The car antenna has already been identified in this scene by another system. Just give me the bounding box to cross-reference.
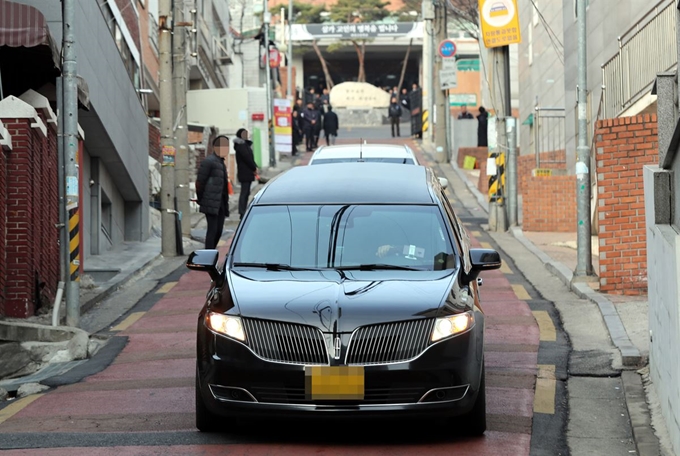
[359,138,364,162]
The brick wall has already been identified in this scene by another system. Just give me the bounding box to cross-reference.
[478,158,488,195]
[0,117,59,317]
[113,0,141,50]
[595,114,658,295]
[518,150,566,196]
[457,147,487,169]
[523,175,577,232]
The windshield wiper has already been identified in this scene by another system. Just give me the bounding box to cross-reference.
[336,264,421,271]
[232,262,319,271]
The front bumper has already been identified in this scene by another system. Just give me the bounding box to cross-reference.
[196,319,484,419]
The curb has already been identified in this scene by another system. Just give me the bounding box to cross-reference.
[621,370,663,456]
[79,252,162,316]
[448,160,643,367]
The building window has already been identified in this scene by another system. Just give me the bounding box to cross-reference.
[528,24,533,66]
[149,13,159,56]
[99,2,142,91]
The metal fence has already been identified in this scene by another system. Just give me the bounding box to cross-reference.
[534,107,566,168]
[601,0,677,118]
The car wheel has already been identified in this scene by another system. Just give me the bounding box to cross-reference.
[195,369,220,432]
[460,365,486,436]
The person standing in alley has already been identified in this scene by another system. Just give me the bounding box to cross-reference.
[388,96,402,137]
[196,135,230,249]
[477,106,489,147]
[233,128,258,220]
[458,105,474,119]
[323,105,339,145]
[301,101,320,151]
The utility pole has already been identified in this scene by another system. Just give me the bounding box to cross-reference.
[422,1,434,145]
[263,5,276,168]
[173,1,191,237]
[507,116,518,226]
[287,0,293,99]
[62,0,80,327]
[574,0,593,277]
[433,0,447,163]
[159,0,177,257]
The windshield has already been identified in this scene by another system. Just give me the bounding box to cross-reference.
[231,205,457,271]
[310,157,416,165]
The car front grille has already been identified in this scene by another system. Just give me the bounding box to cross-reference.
[242,318,328,365]
[249,386,426,404]
[346,318,435,365]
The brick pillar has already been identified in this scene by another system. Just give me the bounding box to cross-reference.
[595,114,659,295]
[3,119,37,317]
[0,148,6,316]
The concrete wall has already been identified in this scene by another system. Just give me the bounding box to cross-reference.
[644,163,680,456]
[518,0,565,158]
[562,0,653,172]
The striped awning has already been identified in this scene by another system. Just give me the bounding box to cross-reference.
[0,0,55,50]
[0,0,90,109]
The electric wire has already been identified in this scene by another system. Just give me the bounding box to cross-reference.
[528,0,564,64]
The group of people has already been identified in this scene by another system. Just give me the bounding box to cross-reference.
[457,105,489,148]
[292,89,339,153]
[195,128,259,249]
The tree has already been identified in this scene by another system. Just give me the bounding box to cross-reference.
[446,0,480,40]
[396,0,421,22]
[270,1,327,24]
[328,0,391,83]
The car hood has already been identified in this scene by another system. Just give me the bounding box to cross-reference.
[226,269,458,333]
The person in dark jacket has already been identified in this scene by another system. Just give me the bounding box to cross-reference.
[233,128,258,219]
[323,105,339,145]
[292,109,303,153]
[388,97,402,137]
[477,106,489,147]
[196,135,230,249]
[301,101,321,151]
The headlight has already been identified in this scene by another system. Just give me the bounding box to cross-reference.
[431,312,474,342]
[206,313,246,341]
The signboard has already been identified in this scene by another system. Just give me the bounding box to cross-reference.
[439,68,458,90]
[479,0,521,48]
[438,39,457,58]
[442,58,457,70]
[291,22,421,41]
[273,98,292,154]
[449,93,477,106]
[262,48,281,68]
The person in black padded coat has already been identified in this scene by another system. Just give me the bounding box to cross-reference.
[233,128,259,220]
[196,135,230,249]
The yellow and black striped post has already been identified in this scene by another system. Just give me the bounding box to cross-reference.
[68,207,80,282]
[488,151,506,203]
[422,109,429,132]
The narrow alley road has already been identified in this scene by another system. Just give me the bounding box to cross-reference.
[0,126,570,455]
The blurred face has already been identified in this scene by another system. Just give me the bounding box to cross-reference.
[391,97,397,103]
[214,136,229,158]
[240,130,249,140]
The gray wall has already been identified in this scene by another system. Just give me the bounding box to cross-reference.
[19,0,150,242]
[562,0,654,171]
[518,0,566,157]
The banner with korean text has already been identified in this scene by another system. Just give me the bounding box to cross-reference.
[274,98,292,154]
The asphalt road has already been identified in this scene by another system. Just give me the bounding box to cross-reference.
[0,126,576,455]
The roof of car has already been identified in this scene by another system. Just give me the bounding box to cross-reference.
[310,144,415,160]
[254,163,436,205]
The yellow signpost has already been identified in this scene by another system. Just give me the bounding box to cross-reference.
[478,0,522,48]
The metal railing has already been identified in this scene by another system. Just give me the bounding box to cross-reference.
[601,0,677,118]
[534,107,566,168]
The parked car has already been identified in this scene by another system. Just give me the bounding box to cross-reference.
[187,163,501,435]
[308,143,449,189]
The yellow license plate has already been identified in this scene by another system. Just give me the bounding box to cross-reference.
[305,366,365,400]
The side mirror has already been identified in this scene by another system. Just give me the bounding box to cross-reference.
[187,250,222,284]
[438,177,449,189]
[466,248,502,281]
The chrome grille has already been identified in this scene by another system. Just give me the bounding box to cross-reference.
[242,318,328,365]
[346,319,435,365]
[249,386,425,404]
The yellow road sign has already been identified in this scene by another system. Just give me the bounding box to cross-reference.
[479,0,521,48]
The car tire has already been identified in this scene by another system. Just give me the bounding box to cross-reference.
[196,370,220,432]
[460,365,486,436]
